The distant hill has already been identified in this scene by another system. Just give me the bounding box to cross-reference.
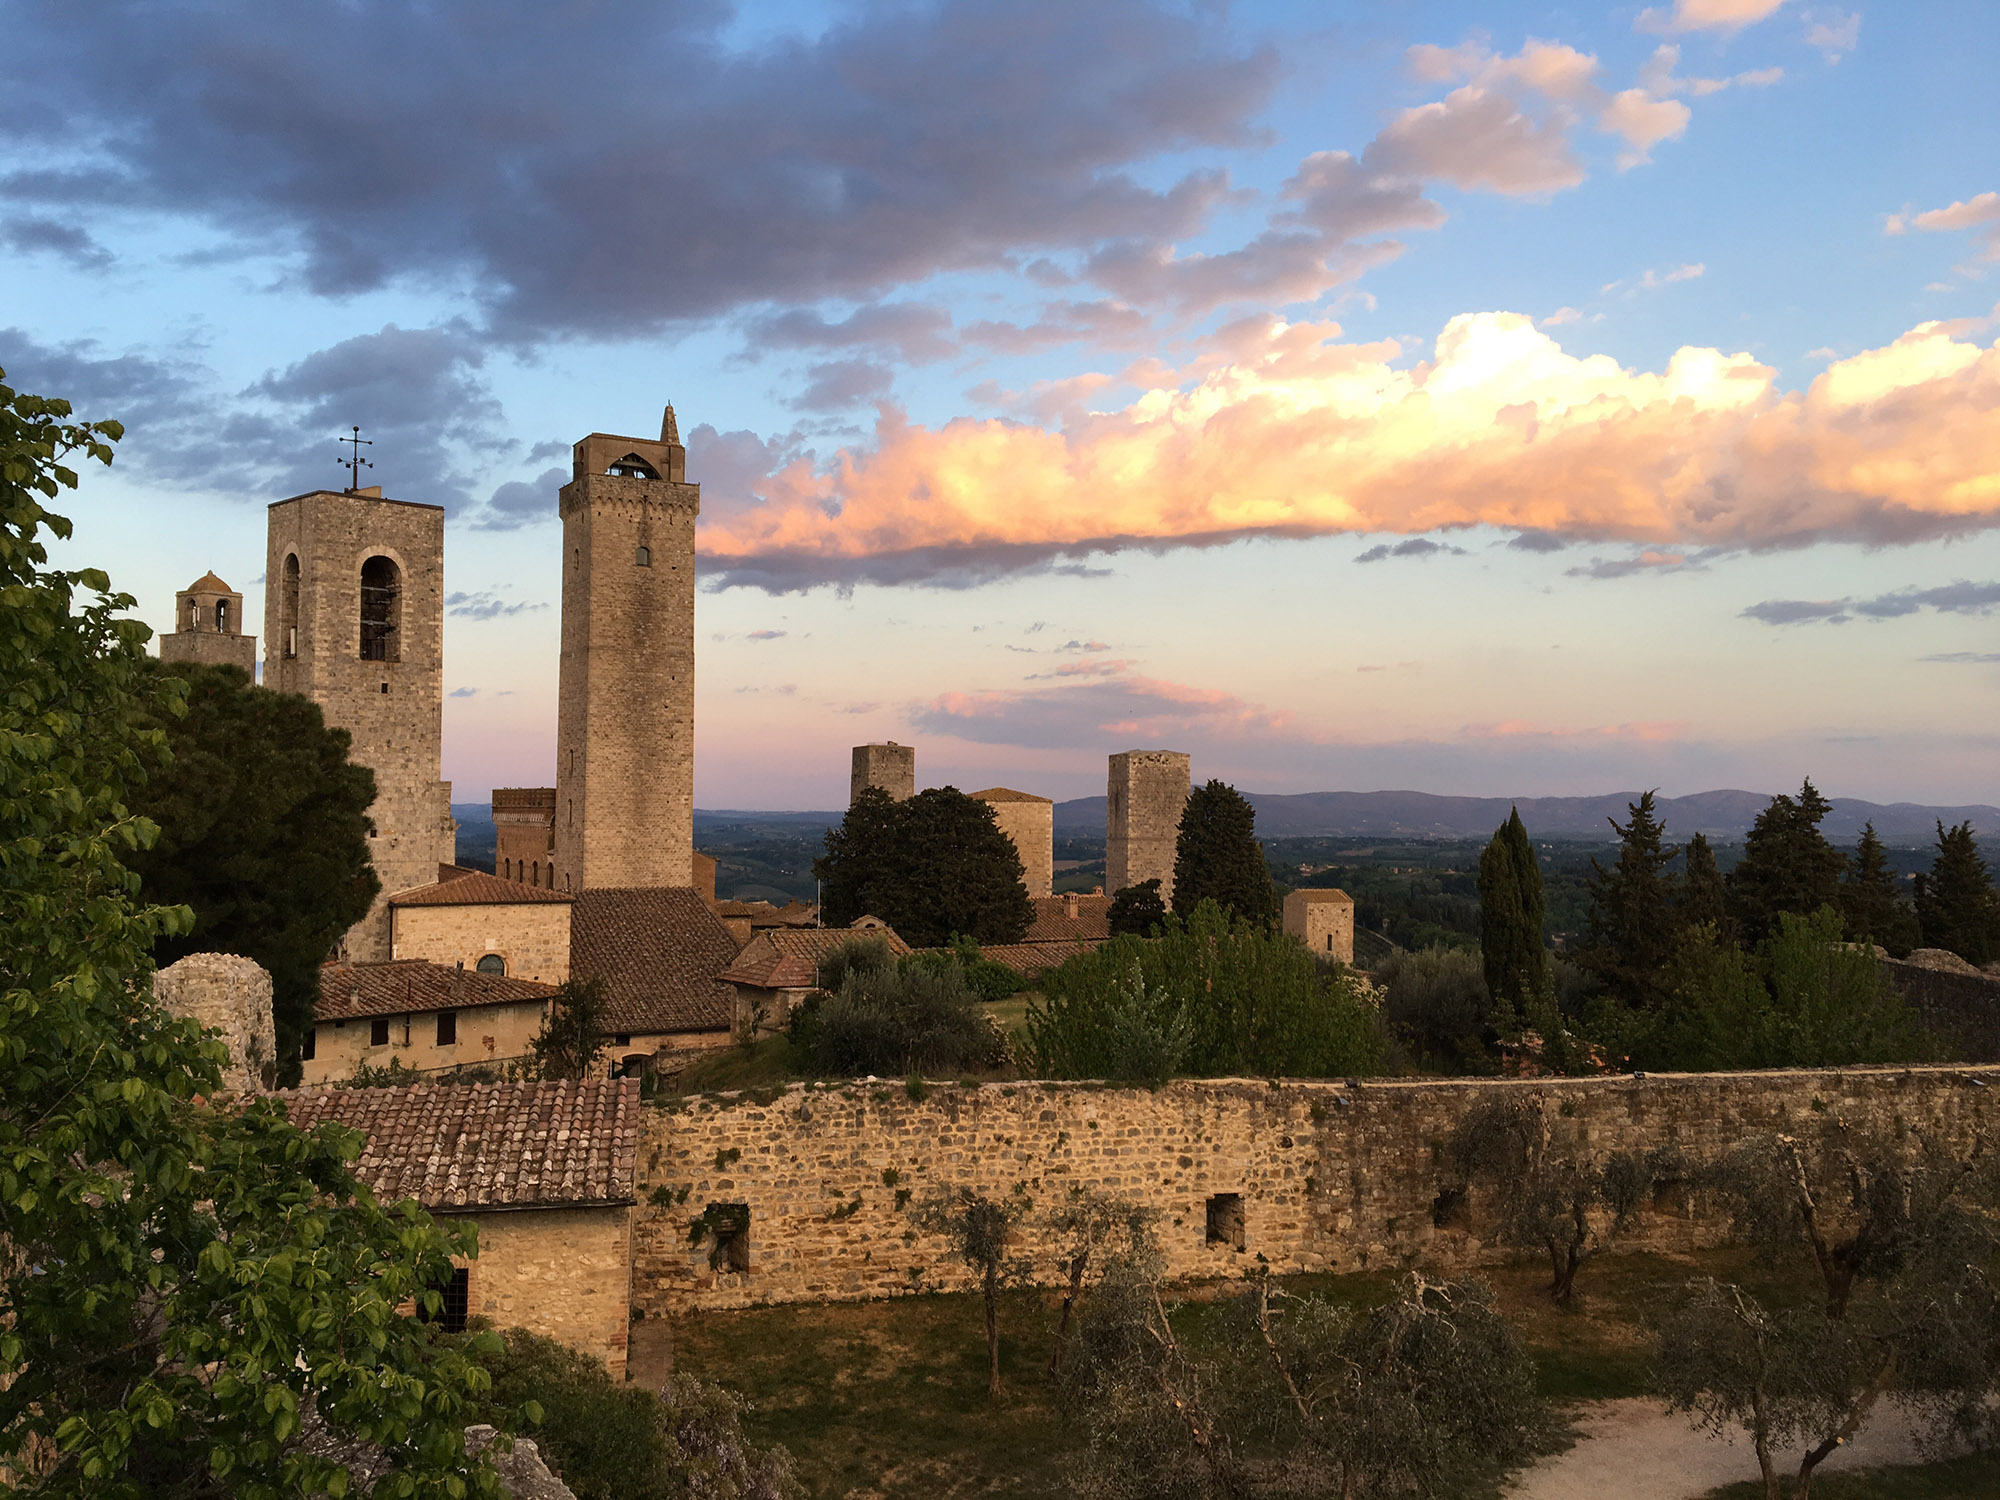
[1052,790,2000,844]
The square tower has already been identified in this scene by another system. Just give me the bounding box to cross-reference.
[851,742,916,804]
[160,570,258,674]
[554,409,699,891]
[1283,888,1355,965]
[974,787,1054,897]
[264,488,454,961]
[1106,750,1190,903]
[493,786,557,887]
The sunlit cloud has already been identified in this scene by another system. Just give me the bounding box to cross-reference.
[1886,191,2000,262]
[1637,0,1789,37]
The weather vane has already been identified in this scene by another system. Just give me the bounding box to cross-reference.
[337,425,374,492]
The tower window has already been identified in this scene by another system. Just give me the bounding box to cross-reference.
[607,452,660,479]
[185,598,199,630]
[359,555,401,662]
[369,1016,391,1047]
[635,545,651,567]
[215,599,230,633]
[281,554,300,659]
[475,954,506,976]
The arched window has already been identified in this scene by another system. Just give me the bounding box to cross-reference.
[606,452,660,479]
[531,859,540,886]
[635,545,651,567]
[185,597,199,631]
[281,554,300,658]
[215,598,230,633]
[475,954,506,976]
[359,555,400,662]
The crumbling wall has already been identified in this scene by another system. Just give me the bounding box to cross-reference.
[1885,956,2000,1061]
[154,952,278,1091]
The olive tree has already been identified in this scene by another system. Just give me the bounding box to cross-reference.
[913,1186,1032,1398]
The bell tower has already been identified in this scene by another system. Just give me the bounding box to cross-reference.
[554,407,699,891]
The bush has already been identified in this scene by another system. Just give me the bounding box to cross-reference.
[1024,900,1383,1081]
[790,941,1008,1077]
[900,933,1027,1003]
[1376,945,1494,1066]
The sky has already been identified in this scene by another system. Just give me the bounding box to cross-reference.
[3,0,1998,811]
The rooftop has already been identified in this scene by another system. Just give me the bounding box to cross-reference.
[1288,887,1355,904]
[184,570,235,595]
[569,886,740,1034]
[720,925,912,990]
[390,870,573,907]
[971,786,1053,804]
[1025,892,1113,944]
[317,960,559,1021]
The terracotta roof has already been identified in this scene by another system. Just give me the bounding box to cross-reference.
[716,899,780,919]
[390,870,573,906]
[186,570,235,595]
[1025,893,1113,943]
[568,887,740,1034]
[720,925,912,990]
[437,862,478,883]
[972,786,1053,804]
[317,960,558,1021]
[283,1079,638,1211]
[932,939,1104,978]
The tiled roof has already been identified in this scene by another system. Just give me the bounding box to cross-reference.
[492,786,557,813]
[390,871,573,906]
[284,1078,638,1211]
[716,899,779,919]
[568,887,740,1034]
[1289,887,1354,903]
[958,939,1105,978]
[1025,893,1112,943]
[437,862,478,882]
[317,960,558,1021]
[720,925,912,990]
[186,570,234,595]
[972,786,1053,804]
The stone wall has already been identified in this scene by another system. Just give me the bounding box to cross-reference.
[154,952,278,1092]
[1105,750,1190,903]
[464,1205,635,1379]
[851,742,916,804]
[978,790,1054,898]
[630,1066,2000,1315]
[391,900,572,985]
[1885,957,2000,1061]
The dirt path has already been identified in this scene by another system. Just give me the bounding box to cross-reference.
[1507,1398,1931,1500]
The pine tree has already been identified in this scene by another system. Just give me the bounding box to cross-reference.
[1107,877,1167,937]
[1726,777,1847,945]
[1914,820,1999,966]
[1581,790,1680,1007]
[1170,779,1277,927]
[1680,832,1729,936]
[1477,807,1549,1025]
[1839,821,1918,953]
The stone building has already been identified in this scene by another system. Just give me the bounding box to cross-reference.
[567,887,742,1070]
[154,951,278,1092]
[493,787,558,887]
[1106,749,1190,902]
[850,742,915,803]
[554,411,698,892]
[285,1079,639,1375]
[303,959,559,1084]
[721,924,911,1034]
[1283,887,1355,965]
[389,869,572,984]
[159,570,258,673]
[973,787,1053,897]
[265,486,454,961]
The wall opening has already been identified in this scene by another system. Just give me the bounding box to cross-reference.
[635,545,651,567]
[702,1202,751,1274]
[369,1016,391,1047]
[607,452,660,479]
[359,555,401,661]
[1430,1186,1468,1229]
[476,954,505,976]
[1205,1193,1245,1250]
[423,1266,470,1334]
[301,1026,316,1062]
[281,553,300,657]
[215,598,230,633]
[436,1009,458,1046]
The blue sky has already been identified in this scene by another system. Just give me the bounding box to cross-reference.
[3,0,1997,810]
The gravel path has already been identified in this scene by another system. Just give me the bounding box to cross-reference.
[1507,1399,1931,1500]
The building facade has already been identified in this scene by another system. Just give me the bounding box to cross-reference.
[1283,887,1356,965]
[493,786,558,888]
[1105,749,1191,903]
[159,570,259,673]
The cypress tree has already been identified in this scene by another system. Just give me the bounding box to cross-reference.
[1914,820,1999,966]
[1171,779,1277,927]
[1581,789,1680,1007]
[1725,777,1846,944]
[1679,832,1728,936]
[1840,821,1918,954]
[1477,807,1548,1024]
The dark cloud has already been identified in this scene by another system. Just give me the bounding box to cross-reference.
[961,299,1151,354]
[1565,549,1691,580]
[1741,598,1850,625]
[449,686,478,697]
[750,304,957,364]
[1505,529,1570,553]
[1355,537,1466,564]
[444,590,547,619]
[1742,580,2000,627]
[1,1,1277,340]
[909,670,1286,750]
[1,215,112,269]
[482,465,568,530]
[789,358,896,412]
[1274,150,1444,240]
[1924,652,2000,664]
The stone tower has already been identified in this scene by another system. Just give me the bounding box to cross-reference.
[160,570,258,673]
[974,787,1054,897]
[265,487,455,961]
[1106,750,1190,903]
[851,742,916,804]
[1283,888,1355,965]
[554,408,698,891]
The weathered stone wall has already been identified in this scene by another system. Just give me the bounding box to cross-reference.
[154,952,278,1091]
[851,742,916,804]
[1885,957,2000,1062]
[979,792,1054,898]
[1106,750,1190,903]
[631,1066,2000,1315]
[301,998,551,1085]
[391,901,572,985]
[1283,889,1355,966]
[464,1205,634,1378]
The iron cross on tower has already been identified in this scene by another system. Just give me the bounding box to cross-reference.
[337,425,373,492]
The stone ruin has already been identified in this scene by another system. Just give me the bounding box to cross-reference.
[153,951,278,1092]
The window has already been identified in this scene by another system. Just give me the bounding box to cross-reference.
[701,1203,751,1274]
[185,598,198,630]
[369,1016,391,1047]
[635,545,651,567]
[1327,934,1335,952]
[436,1009,458,1046]
[421,1267,470,1333]
[614,1033,631,1046]
[607,452,660,479]
[359,555,400,662]
[1205,1193,1245,1250]
[215,598,230,633]
[301,1027,316,1062]
[280,554,300,658]
[475,954,505,976]
[531,860,540,886]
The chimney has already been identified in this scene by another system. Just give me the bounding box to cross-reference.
[1063,892,1079,920]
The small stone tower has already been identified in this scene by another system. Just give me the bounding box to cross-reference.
[554,408,699,891]
[160,571,258,673]
[974,787,1054,897]
[264,487,455,961]
[1283,888,1355,965]
[493,786,558,887]
[1106,750,1191,903]
[851,742,916,804]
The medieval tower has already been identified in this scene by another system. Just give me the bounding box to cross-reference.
[554,408,698,891]
[1106,750,1191,903]
[264,488,454,961]
[160,570,258,673]
[851,742,916,804]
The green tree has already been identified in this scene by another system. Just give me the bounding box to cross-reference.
[1580,790,1680,1007]
[528,975,611,1079]
[812,785,1032,945]
[1376,945,1494,1069]
[1107,877,1167,936]
[1680,832,1729,937]
[1171,780,1276,927]
[1044,1188,1156,1376]
[1914,820,1999,966]
[914,1187,1031,1399]
[1477,807,1549,1027]
[0,371,505,1497]
[788,942,1008,1078]
[124,660,378,1081]
[1760,906,1929,1066]
[1726,779,1847,946]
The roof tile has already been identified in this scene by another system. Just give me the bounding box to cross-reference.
[720,925,912,989]
[569,887,740,1034]
[391,871,572,906]
[318,960,558,1021]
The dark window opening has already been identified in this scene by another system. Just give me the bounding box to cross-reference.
[301,1027,316,1062]
[281,554,301,658]
[436,1010,458,1046]
[1430,1186,1468,1229]
[475,954,505,976]
[703,1203,751,1274]
[359,555,401,662]
[1205,1193,1245,1250]
[615,1033,631,1046]
[422,1266,470,1333]
[635,545,651,567]
[607,452,660,479]
[370,1016,391,1047]
[215,599,230,633]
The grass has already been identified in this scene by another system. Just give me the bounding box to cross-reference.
[667,1034,802,1094]
[1701,1450,2000,1498]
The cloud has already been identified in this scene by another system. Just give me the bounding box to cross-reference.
[449,686,478,698]
[696,312,2000,591]
[1741,597,1852,625]
[961,299,1151,355]
[1802,9,1860,62]
[1355,537,1466,564]
[746,628,787,641]
[1605,262,1706,294]
[1061,639,1112,653]
[480,464,567,530]
[1638,0,1789,36]
[1742,579,2000,626]
[749,303,958,364]
[1541,306,1583,326]
[1924,652,2000,664]
[444,590,547,619]
[789,358,896,412]
[1463,718,1686,742]
[910,668,1290,750]
[0,1,1278,340]
[0,215,112,269]
[1886,191,2000,262]
[1506,530,1572,553]
[1565,548,1691,579]
[1598,89,1692,168]
[1363,86,1583,196]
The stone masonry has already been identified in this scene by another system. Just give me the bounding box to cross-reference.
[265,489,454,961]
[1106,750,1190,903]
[851,742,916,804]
[630,1066,2000,1314]
[154,951,278,1092]
[1283,888,1355,966]
[554,410,698,891]
[493,786,558,887]
[159,570,258,673]
[975,787,1054,897]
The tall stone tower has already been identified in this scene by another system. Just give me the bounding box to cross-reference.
[265,488,454,961]
[554,409,698,891]
[851,742,916,804]
[1106,750,1191,903]
[160,570,258,673]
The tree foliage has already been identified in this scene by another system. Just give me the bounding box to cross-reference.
[528,975,611,1079]
[125,660,378,1081]
[1171,780,1276,927]
[1107,877,1167,937]
[813,785,1033,945]
[1727,779,1847,948]
[1579,790,1680,1007]
[914,1187,1032,1398]
[1836,821,1916,954]
[788,939,1008,1077]
[1375,945,1494,1070]
[1914,819,1999,966]
[1681,832,1729,939]
[0,370,505,1498]
[1477,807,1549,1027]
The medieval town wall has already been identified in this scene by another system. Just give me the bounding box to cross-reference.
[630,1065,2000,1315]
[390,901,572,986]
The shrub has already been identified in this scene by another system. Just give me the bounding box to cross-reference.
[791,946,1008,1077]
[1376,945,1493,1065]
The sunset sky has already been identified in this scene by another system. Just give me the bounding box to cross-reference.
[5,0,1998,809]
